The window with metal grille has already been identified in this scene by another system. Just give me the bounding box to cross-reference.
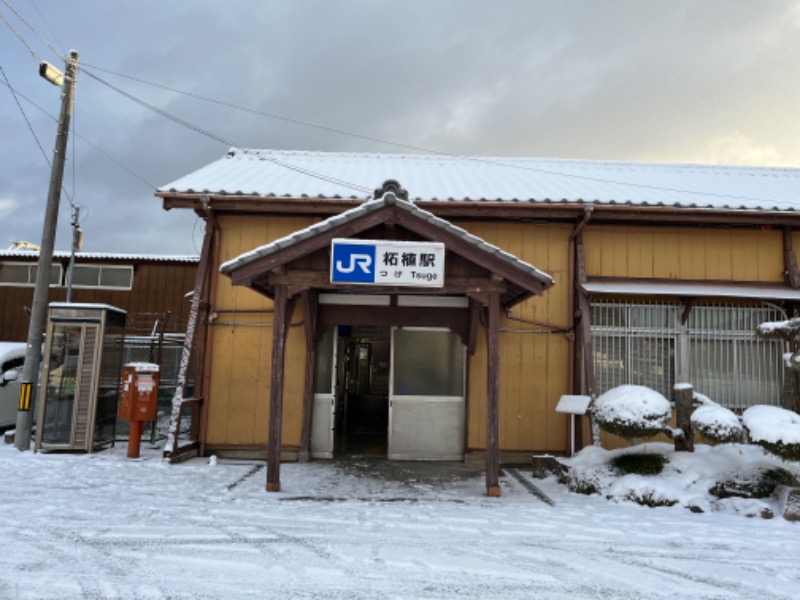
[687,304,784,409]
[591,300,784,408]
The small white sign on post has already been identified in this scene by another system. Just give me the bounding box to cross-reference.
[330,239,445,288]
[556,395,591,457]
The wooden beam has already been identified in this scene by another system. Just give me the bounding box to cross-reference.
[784,227,800,289]
[576,241,596,396]
[158,192,800,228]
[318,304,470,346]
[485,289,501,497]
[266,284,290,492]
[299,290,319,461]
[267,269,507,294]
[467,297,480,356]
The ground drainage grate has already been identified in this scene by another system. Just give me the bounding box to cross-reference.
[504,467,556,506]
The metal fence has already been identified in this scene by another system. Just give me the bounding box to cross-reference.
[687,303,784,409]
[591,300,785,408]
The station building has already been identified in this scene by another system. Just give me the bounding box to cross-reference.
[157,149,800,494]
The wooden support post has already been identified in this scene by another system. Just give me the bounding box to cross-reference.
[784,227,800,290]
[486,289,501,497]
[299,290,318,462]
[266,284,292,492]
[673,384,695,452]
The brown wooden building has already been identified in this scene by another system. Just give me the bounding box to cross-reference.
[0,251,199,340]
[157,149,800,495]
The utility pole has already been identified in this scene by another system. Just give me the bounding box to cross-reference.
[15,49,79,451]
[65,203,81,302]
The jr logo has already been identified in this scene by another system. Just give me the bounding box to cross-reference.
[336,253,372,273]
[331,242,376,283]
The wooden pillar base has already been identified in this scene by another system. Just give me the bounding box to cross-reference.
[266,481,280,492]
[487,485,502,497]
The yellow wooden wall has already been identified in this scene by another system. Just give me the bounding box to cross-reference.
[205,216,785,455]
[453,221,573,454]
[583,226,784,281]
[206,214,319,449]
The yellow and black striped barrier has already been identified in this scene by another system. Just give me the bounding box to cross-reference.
[18,383,33,412]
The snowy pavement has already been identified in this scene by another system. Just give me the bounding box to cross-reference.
[1,444,798,599]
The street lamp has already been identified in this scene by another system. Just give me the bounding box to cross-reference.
[14,49,79,451]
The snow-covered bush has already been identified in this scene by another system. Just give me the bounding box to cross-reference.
[743,405,800,461]
[691,403,744,444]
[591,385,672,440]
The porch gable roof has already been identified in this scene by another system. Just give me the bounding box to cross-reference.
[220,182,553,306]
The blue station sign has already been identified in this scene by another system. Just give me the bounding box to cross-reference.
[330,239,445,287]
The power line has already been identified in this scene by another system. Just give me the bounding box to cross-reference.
[0,8,39,62]
[1,0,63,60]
[0,75,157,190]
[81,68,372,194]
[80,62,782,205]
[25,0,65,55]
[1,65,50,166]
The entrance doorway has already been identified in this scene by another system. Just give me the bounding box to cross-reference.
[310,324,466,460]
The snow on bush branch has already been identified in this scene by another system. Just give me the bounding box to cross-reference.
[591,385,672,440]
[757,317,800,368]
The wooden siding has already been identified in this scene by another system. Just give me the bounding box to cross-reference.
[0,260,197,341]
[205,214,320,448]
[453,221,572,454]
[583,226,784,282]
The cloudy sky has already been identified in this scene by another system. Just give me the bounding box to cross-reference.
[1,1,799,255]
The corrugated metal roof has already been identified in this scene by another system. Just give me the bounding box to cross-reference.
[0,251,199,263]
[159,148,800,212]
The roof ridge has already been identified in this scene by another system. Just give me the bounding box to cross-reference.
[227,148,800,173]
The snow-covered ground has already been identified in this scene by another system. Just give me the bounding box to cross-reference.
[1,443,798,600]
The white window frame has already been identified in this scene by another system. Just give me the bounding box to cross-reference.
[590,300,785,409]
[68,264,134,291]
[0,262,62,287]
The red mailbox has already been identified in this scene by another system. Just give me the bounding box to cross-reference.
[119,363,160,458]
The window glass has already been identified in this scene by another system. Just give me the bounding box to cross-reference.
[392,329,464,397]
[71,265,99,286]
[0,263,30,284]
[99,266,133,289]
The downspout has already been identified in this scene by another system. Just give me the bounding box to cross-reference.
[568,204,594,449]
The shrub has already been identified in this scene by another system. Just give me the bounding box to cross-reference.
[691,404,744,443]
[592,385,672,440]
[743,406,800,461]
[611,453,667,476]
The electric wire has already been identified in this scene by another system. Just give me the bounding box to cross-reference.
[0,75,158,190]
[0,9,39,62]
[1,64,50,167]
[1,0,63,61]
[25,0,65,55]
[81,68,372,194]
[80,62,780,205]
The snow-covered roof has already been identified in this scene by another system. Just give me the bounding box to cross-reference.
[0,251,199,263]
[220,190,553,290]
[159,148,800,213]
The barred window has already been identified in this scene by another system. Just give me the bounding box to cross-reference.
[591,300,784,409]
[688,304,783,409]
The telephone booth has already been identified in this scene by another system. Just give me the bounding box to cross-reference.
[35,303,126,452]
